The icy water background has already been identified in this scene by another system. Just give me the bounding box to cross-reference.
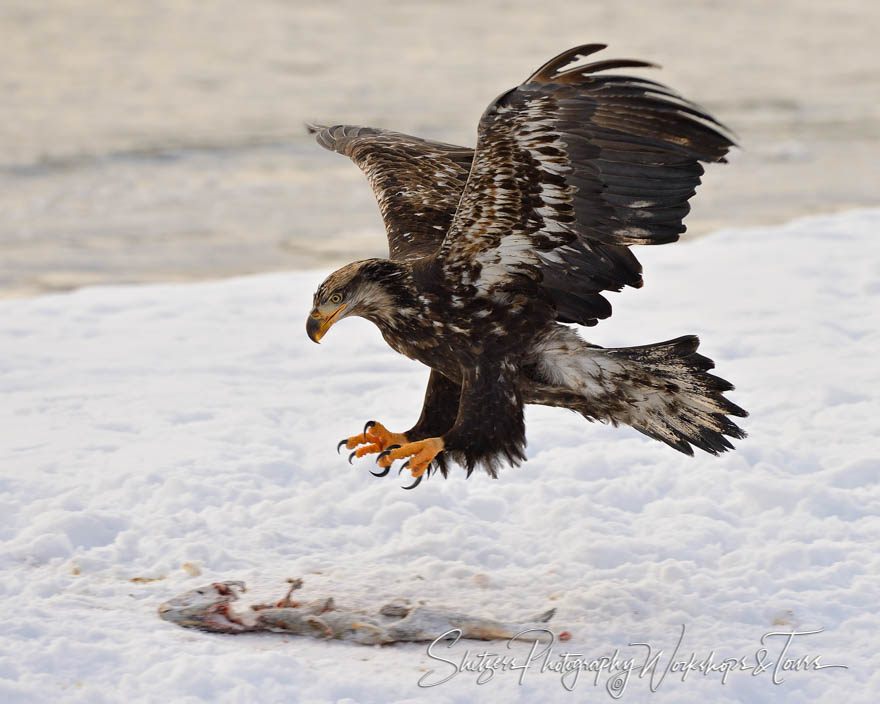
[1,0,878,296]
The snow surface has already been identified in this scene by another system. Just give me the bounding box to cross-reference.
[1,210,879,703]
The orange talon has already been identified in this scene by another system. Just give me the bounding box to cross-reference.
[342,422,407,458]
[355,444,381,457]
[377,437,445,477]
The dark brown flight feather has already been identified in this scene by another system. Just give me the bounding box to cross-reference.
[309,44,733,327]
[433,43,735,325]
[306,124,474,260]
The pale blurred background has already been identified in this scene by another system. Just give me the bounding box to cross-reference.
[1,0,877,297]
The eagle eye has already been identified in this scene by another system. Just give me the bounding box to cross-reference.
[329,293,343,305]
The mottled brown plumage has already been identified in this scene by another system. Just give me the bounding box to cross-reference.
[306,125,474,260]
[306,45,746,487]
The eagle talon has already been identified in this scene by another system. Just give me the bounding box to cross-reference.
[370,464,391,478]
[375,437,444,476]
[376,445,402,467]
[339,422,407,465]
[402,473,424,490]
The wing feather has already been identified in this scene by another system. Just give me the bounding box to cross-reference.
[307,124,473,260]
[434,44,734,324]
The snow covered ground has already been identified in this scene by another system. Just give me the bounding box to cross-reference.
[1,210,878,703]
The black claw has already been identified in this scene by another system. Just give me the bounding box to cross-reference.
[370,465,391,478]
[337,439,348,454]
[363,420,376,440]
[375,444,401,465]
[397,459,410,476]
[348,450,358,465]
[401,473,423,490]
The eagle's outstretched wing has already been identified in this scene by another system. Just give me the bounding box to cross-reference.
[435,44,734,326]
[306,124,474,260]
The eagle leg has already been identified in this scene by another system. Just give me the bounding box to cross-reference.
[376,437,445,479]
[338,421,408,460]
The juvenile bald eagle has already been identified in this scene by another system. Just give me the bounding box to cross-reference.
[306,44,746,489]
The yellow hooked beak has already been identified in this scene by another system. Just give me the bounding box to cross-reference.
[306,303,347,343]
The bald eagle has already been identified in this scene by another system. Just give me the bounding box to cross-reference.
[306,44,746,489]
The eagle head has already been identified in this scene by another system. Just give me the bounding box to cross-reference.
[306,259,407,343]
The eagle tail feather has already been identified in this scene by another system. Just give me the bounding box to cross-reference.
[534,329,747,456]
[601,335,747,455]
